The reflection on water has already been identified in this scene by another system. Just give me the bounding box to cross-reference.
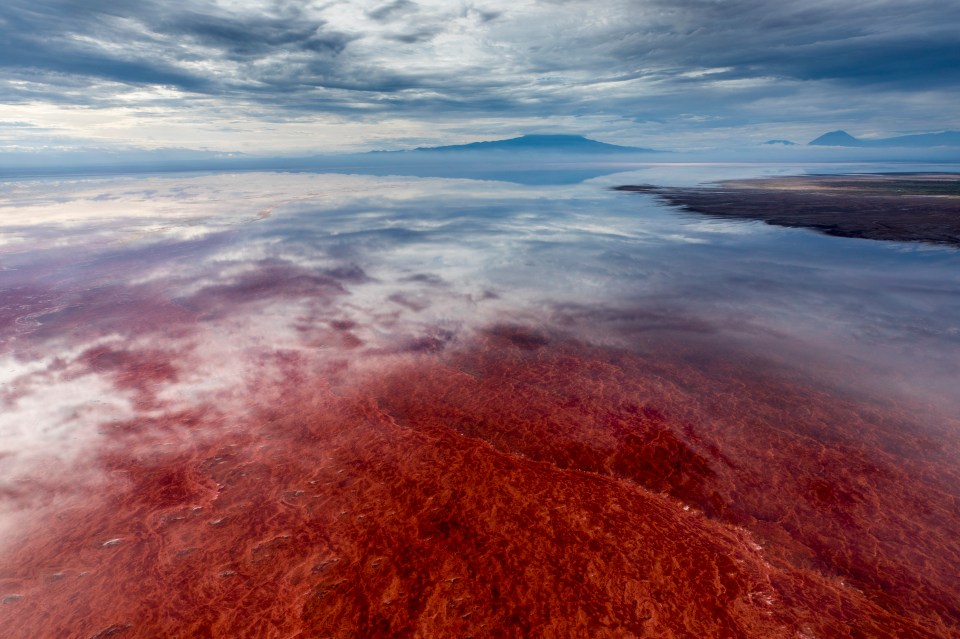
[1,165,959,637]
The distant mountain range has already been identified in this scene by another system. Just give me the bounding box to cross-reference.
[402,134,656,154]
[808,130,960,148]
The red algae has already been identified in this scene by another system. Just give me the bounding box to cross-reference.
[2,179,959,637]
[76,346,180,409]
[1,325,958,638]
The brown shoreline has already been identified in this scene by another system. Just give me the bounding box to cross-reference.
[617,173,960,247]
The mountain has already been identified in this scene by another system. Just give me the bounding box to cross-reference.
[763,139,798,146]
[809,130,866,147]
[408,134,656,154]
[809,130,960,148]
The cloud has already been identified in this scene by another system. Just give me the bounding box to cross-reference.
[367,0,417,22]
[0,0,957,151]
[160,10,354,58]
[0,1,354,96]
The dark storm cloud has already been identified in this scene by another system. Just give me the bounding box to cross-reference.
[160,10,354,58]
[521,0,960,87]
[0,0,356,102]
[386,27,444,44]
[765,37,960,88]
[620,0,960,90]
[0,2,209,93]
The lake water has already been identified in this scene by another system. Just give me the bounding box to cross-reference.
[1,163,959,637]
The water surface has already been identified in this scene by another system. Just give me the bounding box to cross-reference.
[1,164,959,637]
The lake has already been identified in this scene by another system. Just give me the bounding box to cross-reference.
[2,163,959,637]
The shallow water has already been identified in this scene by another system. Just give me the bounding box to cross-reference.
[1,164,959,637]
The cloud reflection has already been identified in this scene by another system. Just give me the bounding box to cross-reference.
[1,168,959,636]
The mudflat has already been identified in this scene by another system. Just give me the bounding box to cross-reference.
[617,173,960,246]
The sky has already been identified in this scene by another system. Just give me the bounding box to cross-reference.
[1,0,958,155]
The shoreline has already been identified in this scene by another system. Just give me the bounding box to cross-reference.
[617,173,960,247]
